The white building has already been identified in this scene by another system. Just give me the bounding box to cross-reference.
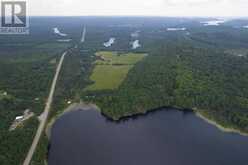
[15,116,24,121]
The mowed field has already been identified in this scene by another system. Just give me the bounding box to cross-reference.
[86,51,147,91]
[95,51,147,65]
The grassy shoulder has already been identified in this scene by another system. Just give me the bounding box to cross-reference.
[0,40,72,165]
[0,48,58,165]
[30,133,49,165]
[31,48,94,165]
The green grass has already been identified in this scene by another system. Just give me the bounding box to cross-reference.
[86,65,132,90]
[86,51,146,91]
[95,51,147,65]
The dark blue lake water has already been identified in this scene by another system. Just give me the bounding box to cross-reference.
[48,109,248,165]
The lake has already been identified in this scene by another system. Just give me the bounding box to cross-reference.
[48,108,248,165]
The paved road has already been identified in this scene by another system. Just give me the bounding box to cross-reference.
[81,26,86,43]
[22,51,67,165]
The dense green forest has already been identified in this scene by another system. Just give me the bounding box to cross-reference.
[85,43,248,132]
[31,46,94,165]
[1,17,248,165]
[83,23,248,132]
[0,42,71,164]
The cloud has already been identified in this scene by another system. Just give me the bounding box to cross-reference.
[29,0,248,17]
[164,0,248,7]
[160,0,248,17]
[164,0,222,6]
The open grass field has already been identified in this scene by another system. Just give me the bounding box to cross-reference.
[86,65,132,90]
[86,51,147,91]
[95,51,147,65]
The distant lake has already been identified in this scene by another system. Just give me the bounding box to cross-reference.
[131,40,141,49]
[103,38,115,47]
[48,108,248,165]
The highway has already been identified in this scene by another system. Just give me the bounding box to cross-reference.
[81,26,86,43]
[22,51,67,165]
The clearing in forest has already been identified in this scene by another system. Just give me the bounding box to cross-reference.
[86,51,147,90]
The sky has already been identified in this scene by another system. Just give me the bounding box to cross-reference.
[29,0,248,17]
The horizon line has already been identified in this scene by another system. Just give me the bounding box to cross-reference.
[28,15,248,19]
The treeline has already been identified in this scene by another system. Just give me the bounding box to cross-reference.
[88,46,177,119]
[52,48,94,114]
[0,118,38,165]
[31,47,95,165]
[0,45,66,164]
[87,43,248,132]
[29,19,248,164]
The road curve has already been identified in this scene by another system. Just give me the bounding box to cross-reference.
[23,51,67,165]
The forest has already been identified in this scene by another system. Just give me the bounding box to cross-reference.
[1,17,248,165]
[83,25,248,133]
[87,43,248,132]
[0,40,71,164]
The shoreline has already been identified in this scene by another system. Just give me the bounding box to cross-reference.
[45,102,100,138]
[195,110,248,137]
[46,102,248,138]
[101,106,193,122]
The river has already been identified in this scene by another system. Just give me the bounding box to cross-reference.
[48,108,248,165]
